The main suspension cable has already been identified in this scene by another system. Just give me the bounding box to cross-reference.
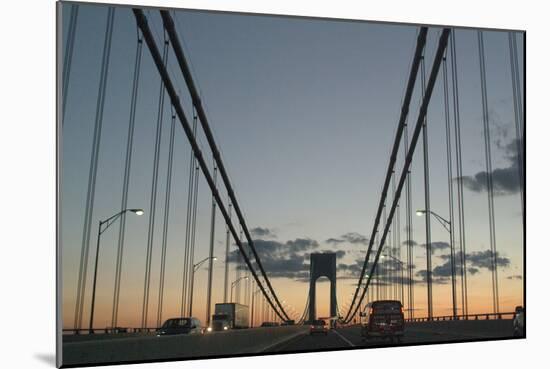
[344,29,450,324]
[342,27,428,322]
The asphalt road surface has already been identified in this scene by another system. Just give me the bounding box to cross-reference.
[270,323,516,352]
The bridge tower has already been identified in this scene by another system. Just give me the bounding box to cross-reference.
[308,253,337,323]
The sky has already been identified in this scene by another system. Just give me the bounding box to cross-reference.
[61,2,524,329]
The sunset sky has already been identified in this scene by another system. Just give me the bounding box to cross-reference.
[61,3,524,329]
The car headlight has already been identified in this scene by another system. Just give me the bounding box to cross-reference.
[223,326,228,330]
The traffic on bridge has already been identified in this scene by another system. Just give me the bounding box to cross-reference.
[59,2,525,367]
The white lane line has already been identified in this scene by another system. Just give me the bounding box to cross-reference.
[332,329,356,347]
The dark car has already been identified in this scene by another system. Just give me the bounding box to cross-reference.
[513,306,524,337]
[310,319,328,335]
[157,317,203,336]
[361,300,404,342]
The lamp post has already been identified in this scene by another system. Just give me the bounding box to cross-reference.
[416,209,457,319]
[230,276,249,303]
[188,256,217,317]
[89,208,144,334]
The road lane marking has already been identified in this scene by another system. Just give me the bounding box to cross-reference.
[332,329,356,347]
[259,330,309,352]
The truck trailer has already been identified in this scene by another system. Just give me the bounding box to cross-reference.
[210,303,249,331]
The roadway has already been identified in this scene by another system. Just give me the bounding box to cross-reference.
[62,320,518,366]
[270,321,517,352]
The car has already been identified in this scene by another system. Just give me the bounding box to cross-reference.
[361,300,404,343]
[513,306,524,337]
[157,317,203,336]
[310,319,329,335]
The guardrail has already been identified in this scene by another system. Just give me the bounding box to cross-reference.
[63,327,163,335]
[62,325,286,335]
[406,312,516,322]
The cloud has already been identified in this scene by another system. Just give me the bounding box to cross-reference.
[326,232,369,246]
[415,269,450,285]
[457,139,522,195]
[465,250,511,270]
[250,227,276,238]
[419,241,450,253]
[507,275,522,280]
[227,237,321,280]
[402,239,417,246]
[414,249,512,284]
[438,249,511,272]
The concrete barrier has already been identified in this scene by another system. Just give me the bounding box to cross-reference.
[62,325,308,366]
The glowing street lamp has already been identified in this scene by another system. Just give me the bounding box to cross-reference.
[89,208,144,333]
[416,208,457,319]
[230,276,249,302]
[189,256,217,317]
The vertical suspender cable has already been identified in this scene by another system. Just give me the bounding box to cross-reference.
[141,33,169,328]
[180,107,198,316]
[236,229,243,303]
[73,8,115,331]
[442,54,458,318]
[450,29,468,316]
[382,206,387,300]
[111,27,143,328]
[223,203,232,302]
[421,55,434,320]
[508,32,524,221]
[62,4,79,122]
[187,122,200,315]
[375,233,380,301]
[206,163,218,326]
[478,31,499,314]
[404,118,414,320]
[156,105,176,327]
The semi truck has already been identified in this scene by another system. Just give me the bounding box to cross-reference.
[210,303,249,331]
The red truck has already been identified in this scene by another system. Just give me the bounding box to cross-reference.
[360,300,404,343]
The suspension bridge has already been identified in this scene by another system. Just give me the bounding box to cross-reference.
[60,4,524,366]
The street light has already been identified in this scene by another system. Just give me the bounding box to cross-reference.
[89,208,144,334]
[189,256,217,317]
[416,208,457,319]
[230,276,249,302]
[416,209,451,232]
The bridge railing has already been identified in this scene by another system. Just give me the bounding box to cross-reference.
[405,312,516,322]
[62,327,160,335]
